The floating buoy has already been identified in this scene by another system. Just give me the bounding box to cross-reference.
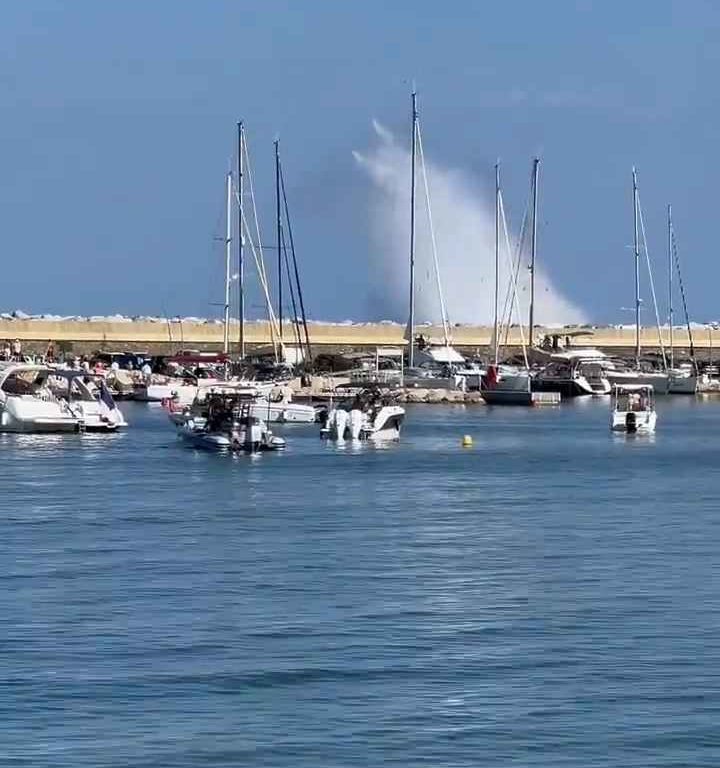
[462,435,473,447]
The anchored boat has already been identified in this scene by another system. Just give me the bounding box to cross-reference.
[176,391,285,452]
[321,388,404,441]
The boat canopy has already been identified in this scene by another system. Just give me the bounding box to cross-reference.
[416,345,465,364]
[612,383,654,393]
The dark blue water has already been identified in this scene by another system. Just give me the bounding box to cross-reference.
[3,398,720,766]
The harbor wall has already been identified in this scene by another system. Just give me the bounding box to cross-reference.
[0,319,716,356]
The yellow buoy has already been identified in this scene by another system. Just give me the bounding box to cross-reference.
[462,435,473,447]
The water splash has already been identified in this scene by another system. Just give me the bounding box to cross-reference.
[353,121,584,326]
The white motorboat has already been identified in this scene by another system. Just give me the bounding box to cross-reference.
[48,369,127,431]
[177,392,285,452]
[533,350,611,397]
[0,363,81,432]
[610,384,657,434]
[321,388,404,441]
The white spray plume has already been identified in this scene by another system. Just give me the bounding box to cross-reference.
[353,122,585,326]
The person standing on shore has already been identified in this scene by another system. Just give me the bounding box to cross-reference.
[11,339,22,361]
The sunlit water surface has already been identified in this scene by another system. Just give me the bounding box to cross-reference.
[3,398,720,766]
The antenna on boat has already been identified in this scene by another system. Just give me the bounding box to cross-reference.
[528,157,540,348]
[223,170,233,354]
[493,160,500,366]
[632,167,641,368]
[275,138,283,343]
[408,88,418,369]
[237,121,245,359]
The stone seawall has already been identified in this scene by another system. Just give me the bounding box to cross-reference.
[0,319,715,355]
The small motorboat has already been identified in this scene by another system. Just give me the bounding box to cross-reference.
[176,391,285,452]
[610,384,657,434]
[321,387,404,441]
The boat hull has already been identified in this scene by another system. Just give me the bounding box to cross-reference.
[668,373,698,394]
[532,376,609,397]
[611,410,657,434]
[179,426,285,452]
[605,371,670,394]
[0,399,80,433]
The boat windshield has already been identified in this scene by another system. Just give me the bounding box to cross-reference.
[2,370,48,395]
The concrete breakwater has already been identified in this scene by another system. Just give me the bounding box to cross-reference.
[0,318,716,356]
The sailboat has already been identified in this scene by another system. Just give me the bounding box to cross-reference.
[603,169,671,393]
[482,159,548,405]
[665,205,699,394]
[404,90,464,375]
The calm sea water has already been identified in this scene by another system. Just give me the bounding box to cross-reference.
[3,398,720,766]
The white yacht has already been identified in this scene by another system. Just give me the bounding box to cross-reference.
[611,384,657,434]
[533,350,611,397]
[0,364,80,432]
[167,383,317,426]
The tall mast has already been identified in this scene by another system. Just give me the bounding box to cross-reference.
[275,139,283,342]
[667,203,673,369]
[223,170,232,354]
[237,121,245,358]
[632,167,641,367]
[528,157,540,348]
[408,90,418,369]
[493,161,500,366]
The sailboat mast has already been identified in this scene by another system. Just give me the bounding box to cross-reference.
[275,139,283,342]
[528,157,540,348]
[632,167,641,367]
[667,203,673,369]
[408,90,418,369]
[493,161,500,366]
[223,170,232,354]
[237,121,245,359]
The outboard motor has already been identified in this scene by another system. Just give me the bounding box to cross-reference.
[625,411,637,433]
[332,408,348,441]
[348,409,364,440]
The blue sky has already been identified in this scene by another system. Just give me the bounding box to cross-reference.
[1,0,719,322]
